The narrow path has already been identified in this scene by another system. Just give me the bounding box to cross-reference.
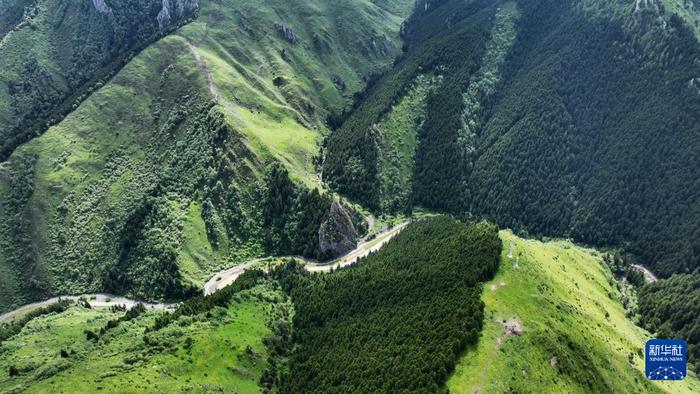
[185,41,240,120]
[475,334,503,394]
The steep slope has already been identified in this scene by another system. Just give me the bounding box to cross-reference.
[0,0,413,312]
[0,0,197,160]
[638,271,700,372]
[322,0,700,278]
[447,231,700,393]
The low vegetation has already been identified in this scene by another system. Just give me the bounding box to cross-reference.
[0,299,72,343]
[0,282,290,393]
[447,231,700,393]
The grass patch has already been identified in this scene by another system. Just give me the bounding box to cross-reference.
[0,284,289,393]
[447,231,700,393]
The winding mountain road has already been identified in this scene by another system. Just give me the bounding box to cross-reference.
[204,221,408,294]
[0,294,176,323]
[631,264,659,283]
[1,222,409,322]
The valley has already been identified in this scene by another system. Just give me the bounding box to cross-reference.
[2,222,696,393]
[2,0,700,392]
[1,220,409,322]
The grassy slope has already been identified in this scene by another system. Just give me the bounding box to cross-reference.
[662,0,700,39]
[0,284,288,393]
[176,0,412,185]
[0,0,198,160]
[377,74,440,212]
[0,0,414,311]
[0,35,206,304]
[448,231,700,393]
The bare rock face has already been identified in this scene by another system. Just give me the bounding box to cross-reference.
[175,0,198,17]
[157,0,198,31]
[92,0,113,17]
[276,24,299,44]
[157,0,173,31]
[319,201,360,257]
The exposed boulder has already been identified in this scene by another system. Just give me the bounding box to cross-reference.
[318,201,360,257]
[503,318,524,336]
[276,24,299,44]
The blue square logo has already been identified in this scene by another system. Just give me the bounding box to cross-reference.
[645,339,686,381]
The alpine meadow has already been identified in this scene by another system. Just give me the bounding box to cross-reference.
[0,0,699,393]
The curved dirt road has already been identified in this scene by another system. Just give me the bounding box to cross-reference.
[0,294,176,323]
[204,222,409,294]
[2,222,409,321]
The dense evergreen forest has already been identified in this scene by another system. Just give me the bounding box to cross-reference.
[638,272,700,372]
[271,217,502,393]
[323,0,700,278]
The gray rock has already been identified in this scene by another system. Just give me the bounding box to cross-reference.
[157,0,198,31]
[92,0,113,16]
[276,24,299,44]
[175,0,198,17]
[318,201,359,257]
[157,0,172,31]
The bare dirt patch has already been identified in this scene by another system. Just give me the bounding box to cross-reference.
[503,318,523,336]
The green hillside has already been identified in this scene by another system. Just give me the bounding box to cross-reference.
[3,221,698,393]
[323,0,700,278]
[0,0,197,160]
[0,282,290,393]
[0,0,413,312]
[448,230,700,393]
[2,0,699,392]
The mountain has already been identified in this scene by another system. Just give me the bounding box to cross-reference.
[0,0,197,160]
[0,0,413,312]
[322,0,700,278]
[2,219,698,393]
[2,0,700,392]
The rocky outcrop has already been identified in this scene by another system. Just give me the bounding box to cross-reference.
[92,0,113,17]
[175,0,198,17]
[157,0,198,31]
[689,78,700,94]
[370,36,391,57]
[276,24,299,44]
[157,0,173,31]
[634,0,659,13]
[318,201,360,257]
